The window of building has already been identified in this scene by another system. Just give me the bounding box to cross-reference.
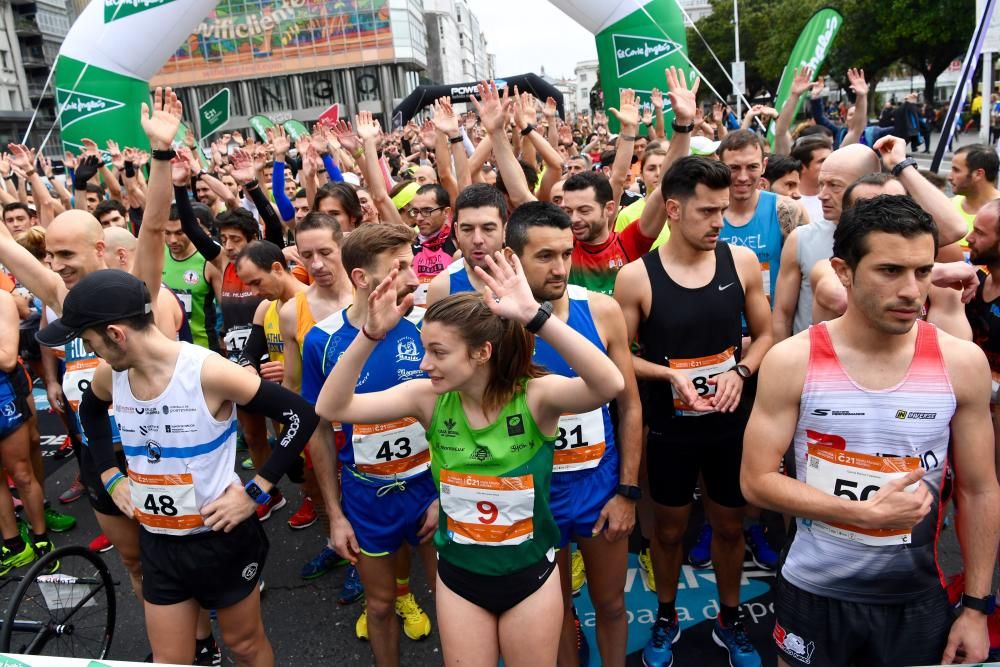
[246,76,292,114]
[579,73,586,82]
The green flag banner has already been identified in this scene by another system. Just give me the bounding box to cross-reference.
[772,8,844,124]
[281,119,310,142]
[549,0,689,135]
[198,88,230,138]
[248,115,276,142]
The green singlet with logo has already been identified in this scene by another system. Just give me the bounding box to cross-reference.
[162,247,216,349]
[428,382,558,576]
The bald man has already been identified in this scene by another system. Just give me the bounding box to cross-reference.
[771,144,882,340]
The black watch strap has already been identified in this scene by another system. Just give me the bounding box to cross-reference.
[616,484,642,500]
[735,364,752,379]
[151,148,176,161]
[890,158,918,178]
[520,124,536,137]
[672,120,695,134]
[525,301,553,334]
[449,135,464,144]
[962,593,996,615]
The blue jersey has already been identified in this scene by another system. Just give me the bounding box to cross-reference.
[721,190,782,308]
[301,306,430,478]
[445,259,475,295]
[63,338,121,445]
[532,285,617,476]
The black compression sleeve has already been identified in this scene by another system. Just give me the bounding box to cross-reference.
[79,388,120,476]
[245,183,285,248]
[240,380,318,485]
[173,184,221,261]
[238,324,268,371]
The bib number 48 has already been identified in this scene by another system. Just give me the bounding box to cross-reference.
[833,478,881,502]
[143,494,178,516]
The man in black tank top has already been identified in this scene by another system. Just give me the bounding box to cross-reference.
[614,156,774,667]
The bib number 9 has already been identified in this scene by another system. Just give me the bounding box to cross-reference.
[143,494,179,517]
[477,501,498,524]
[375,437,412,462]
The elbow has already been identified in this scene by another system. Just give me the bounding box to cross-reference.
[314,399,337,424]
[604,368,626,403]
[740,469,763,508]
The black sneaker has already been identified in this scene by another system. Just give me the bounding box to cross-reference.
[32,539,59,574]
[193,635,222,666]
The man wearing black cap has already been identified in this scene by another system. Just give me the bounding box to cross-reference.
[37,269,318,667]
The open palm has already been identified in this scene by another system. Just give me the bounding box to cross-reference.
[141,87,182,150]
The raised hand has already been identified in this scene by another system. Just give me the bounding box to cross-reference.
[38,154,53,178]
[872,135,908,170]
[7,144,35,173]
[558,124,573,145]
[140,86,183,151]
[665,66,700,125]
[517,89,538,128]
[267,125,290,160]
[790,66,814,96]
[469,80,512,135]
[810,76,825,99]
[431,97,459,137]
[232,130,245,147]
[543,96,558,120]
[364,261,412,338]
[651,88,664,110]
[106,139,124,169]
[473,252,542,325]
[355,111,381,142]
[229,148,257,183]
[63,151,77,171]
[177,145,200,176]
[171,153,192,187]
[331,120,360,153]
[847,67,868,97]
[641,105,653,126]
[419,119,436,147]
[712,102,725,125]
[609,88,640,133]
[81,138,101,159]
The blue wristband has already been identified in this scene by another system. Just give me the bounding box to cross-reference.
[103,471,125,494]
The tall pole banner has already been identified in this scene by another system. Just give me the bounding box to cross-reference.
[932,0,998,172]
[548,0,689,135]
[771,8,844,140]
[55,0,219,155]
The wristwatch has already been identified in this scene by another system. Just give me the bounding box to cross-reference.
[961,593,996,615]
[525,301,553,334]
[671,120,695,134]
[735,364,752,379]
[244,480,271,506]
[616,484,642,501]
[890,157,918,178]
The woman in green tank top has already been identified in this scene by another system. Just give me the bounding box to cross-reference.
[315,252,623,667]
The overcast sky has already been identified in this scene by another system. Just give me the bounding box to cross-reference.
[466,0,598,80]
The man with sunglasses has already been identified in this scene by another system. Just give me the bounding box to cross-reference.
[409,184,456,306]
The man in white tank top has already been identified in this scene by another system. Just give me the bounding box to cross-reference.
[742,194,1000,667]
[36,270,319,667]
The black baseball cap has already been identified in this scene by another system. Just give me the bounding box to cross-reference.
[36,270,152,347]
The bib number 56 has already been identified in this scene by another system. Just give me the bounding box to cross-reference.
[833,478,880,502]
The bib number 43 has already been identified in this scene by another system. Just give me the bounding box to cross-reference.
[376,437,412,462]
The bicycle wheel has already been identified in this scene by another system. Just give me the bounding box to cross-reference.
[0,544,116,658]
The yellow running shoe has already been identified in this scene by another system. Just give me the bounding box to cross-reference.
[570,549,586,595]
[355,604,368,641]
[638,548,656,592]
[395,592,431,640]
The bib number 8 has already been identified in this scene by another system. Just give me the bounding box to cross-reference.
[555,424,589,450]
[143,494,178,516]
[375,437,412,462]
[833,478,880,501]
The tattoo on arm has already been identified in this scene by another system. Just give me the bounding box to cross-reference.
[777,198,807,238]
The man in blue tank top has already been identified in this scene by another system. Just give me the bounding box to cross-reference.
[507,201,642,667]
[743,194,1000,667]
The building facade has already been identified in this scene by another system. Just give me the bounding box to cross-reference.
[150,0,429,134]
[574,59,599,117]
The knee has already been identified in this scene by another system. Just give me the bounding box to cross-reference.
[592,594,627,622]
[224,627,267,662]
[119,554,142,579]
[653,522,685,547]
[366,595,395,623]
[711,521,744,544]
[8,464,35,490]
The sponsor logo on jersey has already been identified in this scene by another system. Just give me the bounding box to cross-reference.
[439,418,458,437]
[183,270,200,285]
[242,562,258,581]
[810,408,865,416]
[470,445,492,462]
[804,429,846,450]
[145,439,162,463]
[773,621,815,664]
[506,414,525,436]
[396,337,420,363]
[894,410,937,420]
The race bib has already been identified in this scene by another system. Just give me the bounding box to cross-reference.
[805,444,920,546]
[352,417,430,479]
[63,357,101,411]
[176,293,193,314]
[129,470,203,535]
[440,470,535,546]
[669,347,736,417]
[224,327,251,355]
[412,280,431,307]
[553,408,606,473]
[760,261,771,300]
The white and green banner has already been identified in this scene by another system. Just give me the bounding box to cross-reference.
[772,8,844,123]
[55,0,218,154]
[548,0,689,134]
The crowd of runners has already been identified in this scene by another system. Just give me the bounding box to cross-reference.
[0,64,994,667]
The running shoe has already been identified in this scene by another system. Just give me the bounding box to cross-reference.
[638,548,656,592]
[44,507,76,533]
[194,635,222,666]
[573,606,590,667]
[687,522,712,568]
[355,604,368,641]
[287,496,317,530]
[338,564,364,605]
[236,432,248,452]
[395,593,431,640]
[58,478,85,504]
[745,524,778,571]
[571,548,586,595]
[642,616,681,667]
[31,539,58,574]
[254,489,286,521]
[712,619,761,667]
[300,545,345,580]
[88,533,114,553]
[0,542,36,576]
[240,457,255,471]
[53,435,75,460]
